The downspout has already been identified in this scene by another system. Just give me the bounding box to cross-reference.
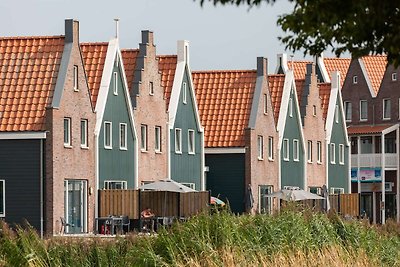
[167,121,171,179]
[200,130,205,191]
[381,132,385,224]
[357,136,361,194]
[325,138,329,189]
[347,141,351,194]
[134,130,139,189]
[40,139,44,239]
[94,133,99,221]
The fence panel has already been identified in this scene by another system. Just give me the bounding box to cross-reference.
[339,193,359,217]
[180,191,210,217]
[98,190,139,219]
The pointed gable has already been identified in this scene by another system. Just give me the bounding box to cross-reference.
[121,49,139,91]
[157,55,177,108]
[0,36,65,132]
[80,42,108,107]
[268,74,286,125]
[360,55,387,95]
[193,70,256,148]
[318,82,331,120]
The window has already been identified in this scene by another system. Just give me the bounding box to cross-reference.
[149,81,154,95]
[259,185,273,214]
[182,82,187,104]
[330,143,336,164]
[268,136,274,160]
[140,124,148,151]
[73,65,78,91]
[283,139,289,161]
[104,180,127,190]
[293,139,299,161]
[80,119,88,148]
[344,101,352,122]
[175,128,182,153]
[289,97,293,117]
[392,73,397,81]
[120,123,127,150]
[155,126,161,152]
[257,135,264,160]
[317,141,322,163]
[104,121,112,149]
[188,129,195,154]
[330,187,344,194]
[309,187,322,195]
[383,99,391,120]
[339,144,345,165]
[0,180,4,217]
[263,94,268,114]
[64,118,71,147]
[313,105,317,116]
[360,100,368,121]
[307,141,312,163]
[113,72,118,95]
[182,183,195,190]
[353,75,358,84]
[335,105,339,123]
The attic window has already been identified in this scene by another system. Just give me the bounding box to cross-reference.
[313,105,317,116]
[113,72,118,95]
[263,94,268,114]
[392,73,397,81]
[73,65,78,91]
[289,97,293,117]
[352,75,358,84]
[149,81,154,95]
[183,82,187,104]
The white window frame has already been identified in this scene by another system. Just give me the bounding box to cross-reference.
[392,73,397,81]
[175,128,182,154]
[383,98,391,120]
[0,180,5,217]
[360,100,368,121]
[149,81,154,95]
[283,138,289,161]
[104,121,112,149]
[307,140,312,163]
[263,94,268,114]
[330,187,345,194]
[257,135,264,160]
[309,186,322,195]
[155,126,161,153]
[73,65,78,91]
[268,136,274,161]
[259,185,273,214]
[293,139,299,161]
[119,123,127,150]
[344,101,352,122]
[188,129,195,155]
[64,117,71,147]
[313,105,317,116]
[140,124,148,151]
[104,180,127,190]
[182,82,187,104]
[335,105,339,123]
[289,97,293,117]
[339,144,345,165]
[181,182,195,190]
[353,75,358,84]
[330,143,336,164]
[113,71,118,95]
[317,141,322,164]
[80,119,88,148]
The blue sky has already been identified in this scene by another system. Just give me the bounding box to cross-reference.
[0,0,318,72]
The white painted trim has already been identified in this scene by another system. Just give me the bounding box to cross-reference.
[200,130,205,191]
[358,58,377,98]
[104,180,127,189]
[0,132,46,140]
[80,119,88,148]
[382,124,399,135]
[119,123,128,150]
[175,128,182,154]
[275,53,288,74]
[0,179,5,217]
[188,129,195,154]
[316,54,331,83]
[205,147,245,154]
[382,98,391,120]
[104,121,112,149]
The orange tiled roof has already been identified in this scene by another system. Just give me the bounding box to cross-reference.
[361,55,387,94]
[347,124,394,135]
[268,74,286,124]
[323,57,351,87]
[157,55,177,108]
[193,70,257,148]
[295,79,305,104]
[318,83,331,120]
[80,42,108,107]
[289,60,312,80]
[121,49,139,91]
[0,36,65,132]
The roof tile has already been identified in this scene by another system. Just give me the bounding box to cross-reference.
[318,82,331,120]
[361,55,387,94]
[157,55,177,108]
[323,57,351,87]
[121,49,139,91]
[268,74,286,124]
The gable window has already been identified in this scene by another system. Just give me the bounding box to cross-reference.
[383,99,391,120]
[263,94,268,114]
[259,185,273,214]
[344,101,352,122]
[392,73,397,81]
[353,75,358,84]
[175,128,182,153]
[149,81,154,95]
[293,139,299,161]
[104,180,127,190]
[80,119,88,148]
[339,144,345,165]
[289,97,293,117]
[360,100,368,121]
[64,118,71,147]
[335,105,339,123]
[313,105,317,116]
[268,136,274,160]
[104,121,112,149]
[330,143,336,164]
[307,140,312,163]
[183,82,187,104]
[113,72,118,95]
[317,141,322,164]
[120,123,127,150]
[283,139,289,161]
[73,65,78,91]
[188,129,195,154]
[155,126,161,152]
[140,124,148,151]
[0,180,4,217]
[257,135,264,160]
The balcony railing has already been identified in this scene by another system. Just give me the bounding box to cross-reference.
[351,153,398,169]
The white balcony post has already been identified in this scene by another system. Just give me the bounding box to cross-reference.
[381,132,385,224]
[357,136,361,194]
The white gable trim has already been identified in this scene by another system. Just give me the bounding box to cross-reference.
[205,147,245,154]
[0,132,46,140]
[275,53,288,74]
[316,54,331,83]
[358,58,377,98]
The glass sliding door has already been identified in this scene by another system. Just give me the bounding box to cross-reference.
[64,180,87,234]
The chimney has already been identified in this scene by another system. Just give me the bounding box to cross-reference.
[141,30,154,45]
[276,53,288,74]
[177,40,189,64]
[114,18,119,39]
[257,57,268,78]
[65,19,79,43]
[331,71,341,90]
[299,63,316,123]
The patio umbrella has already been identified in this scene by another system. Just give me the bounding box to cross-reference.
[138,179,196,193]
[210,196,225,206]
[265,187,324,201]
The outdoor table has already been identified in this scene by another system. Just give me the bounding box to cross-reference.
[96,216,123,235]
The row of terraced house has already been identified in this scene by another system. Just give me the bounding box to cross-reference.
[0,19,397,236]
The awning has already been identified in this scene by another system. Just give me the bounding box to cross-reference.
[347,124,398,135]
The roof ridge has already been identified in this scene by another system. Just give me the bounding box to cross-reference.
[80,42,109,46]
[0,35,64,40]
[121,48,139,52]
[193,69,256,74]
[157,54,177,58]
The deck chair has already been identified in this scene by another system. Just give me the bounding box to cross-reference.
[121,215,130,233]
[60,217,74,235]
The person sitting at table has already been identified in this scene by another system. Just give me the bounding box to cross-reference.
[141,207,155,232]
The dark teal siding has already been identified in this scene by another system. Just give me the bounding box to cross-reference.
[281,87,305,188]
[99,61,136,189]
[170,66,202,189]
[205,154,245,213]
